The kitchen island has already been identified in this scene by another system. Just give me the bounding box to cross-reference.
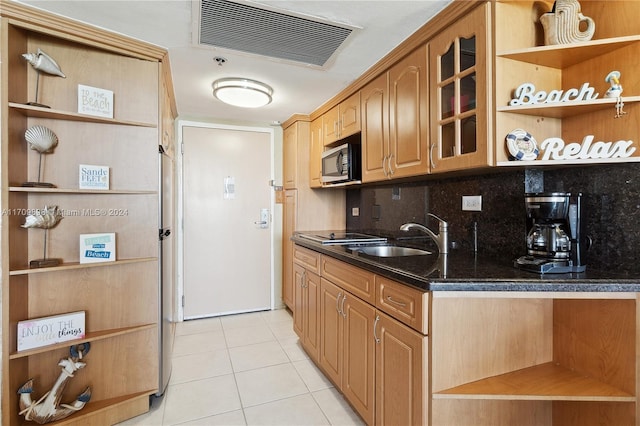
[291,232,640,426]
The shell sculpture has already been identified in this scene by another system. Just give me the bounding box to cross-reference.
[22,49,66,78]
[540,0,595,45]
[25,125,58,154]
[22,205,63,229]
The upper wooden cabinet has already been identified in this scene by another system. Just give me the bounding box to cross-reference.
[323,91,361,146]
[429,2,492,173]
[361,73,389,182]
[388,46,429,179]
[362,47,429,183]
[309,117,323,188]
[283,122,300,189]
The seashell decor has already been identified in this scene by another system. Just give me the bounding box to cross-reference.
[25,125,58,154]
[540,0,595,45]
[22,48,66,78]
[22,205,63,229]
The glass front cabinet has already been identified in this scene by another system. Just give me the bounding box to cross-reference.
[429,2,492,173]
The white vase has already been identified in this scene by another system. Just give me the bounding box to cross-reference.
[540,0,595,45]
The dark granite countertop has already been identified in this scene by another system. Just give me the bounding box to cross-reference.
[292,232,640,293]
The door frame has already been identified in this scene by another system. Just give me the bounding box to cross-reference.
[176,120,276,321]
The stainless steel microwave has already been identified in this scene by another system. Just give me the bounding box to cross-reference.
[321,143,361,184]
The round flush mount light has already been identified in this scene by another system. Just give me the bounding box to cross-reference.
[212,78,273,108]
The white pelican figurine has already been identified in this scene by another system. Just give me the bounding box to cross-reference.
[21,49,66,107]
[18,344,91,424]
[605,71,627,118]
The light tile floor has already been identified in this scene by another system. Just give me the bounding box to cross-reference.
[118,309,364,426]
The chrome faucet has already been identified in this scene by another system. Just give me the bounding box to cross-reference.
[400,213,449,254]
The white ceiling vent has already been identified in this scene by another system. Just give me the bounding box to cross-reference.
[198,0,355,67]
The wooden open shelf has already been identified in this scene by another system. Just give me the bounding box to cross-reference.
[9,186,156,194]
[9,257,157,275]
[434,362,635,402]
[9,102,157,128]
[497,96,640,119]
[496,35,640,68]
[33,391,155,426]
[10,323,156,359]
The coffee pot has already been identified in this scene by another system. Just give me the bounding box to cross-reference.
[515,192,586,273]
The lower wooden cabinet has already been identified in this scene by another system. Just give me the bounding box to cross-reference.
[296,245,429,425]
[293,263,321,362]
[319,278,376,425]
[375,311,428,426]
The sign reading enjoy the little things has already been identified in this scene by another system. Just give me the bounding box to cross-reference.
[17,311,86,351]
[78,84,113,118]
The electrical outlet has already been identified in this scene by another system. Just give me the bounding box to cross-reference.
[352,207,360,217]
[462,195,482,211]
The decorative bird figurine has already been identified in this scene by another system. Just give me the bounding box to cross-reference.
[605,71,627,118]
[21,48,66,107]
[22,49,66,78]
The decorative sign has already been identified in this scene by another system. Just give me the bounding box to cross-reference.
[78,84,113,118]
[80,233,116,263]
[17,311,85,351]
[539,135,636,160]
[509,82,599,106]
[79,164,109,190]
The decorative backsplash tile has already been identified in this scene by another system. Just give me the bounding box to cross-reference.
[346,163,640,274]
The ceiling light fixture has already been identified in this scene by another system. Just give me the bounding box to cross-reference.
[212,78,273,108]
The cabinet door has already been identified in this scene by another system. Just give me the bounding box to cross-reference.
[283,123,298,189]
[309,117,323,188]
[375,312,428,426]
[293,264,305,338]
[282,190,297,309]
[319,278,343,387]
[303,270,321,363]
[361,73,389,183]
[429,2,491,173]
[389,46,429,179]
[339,91,361,139]
[342,292,376,425]
[323,105,340,146]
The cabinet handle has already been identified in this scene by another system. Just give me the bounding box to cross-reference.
[336,291,343,314]
[387,153,394,176]
[430,142,437,169]
[373,315,381,343]
[382,155,388,177]
[302,271,307,288]
[386,296,407,307]
[340,294,347,318]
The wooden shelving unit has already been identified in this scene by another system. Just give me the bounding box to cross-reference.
[431,292,638,425]
[0,1,174,424]
[434,362,635,402]
[493,1,640,167]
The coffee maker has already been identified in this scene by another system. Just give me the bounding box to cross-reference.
[514,192,586,274]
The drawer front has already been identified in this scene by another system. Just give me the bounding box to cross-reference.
[376,276,429,334]
[321,256,375,304]
[293,245,321,275]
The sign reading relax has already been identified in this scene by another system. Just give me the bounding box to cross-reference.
[540,135,635,160]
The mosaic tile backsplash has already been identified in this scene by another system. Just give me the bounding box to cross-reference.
[346,163,640,274]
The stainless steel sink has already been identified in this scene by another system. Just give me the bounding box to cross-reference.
[348,245,432,257]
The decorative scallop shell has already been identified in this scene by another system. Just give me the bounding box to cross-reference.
[25,125,59,153]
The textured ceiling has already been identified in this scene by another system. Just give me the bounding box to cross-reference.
[16,0,452,124]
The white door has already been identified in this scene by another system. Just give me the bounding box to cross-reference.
[182,124,273,318]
